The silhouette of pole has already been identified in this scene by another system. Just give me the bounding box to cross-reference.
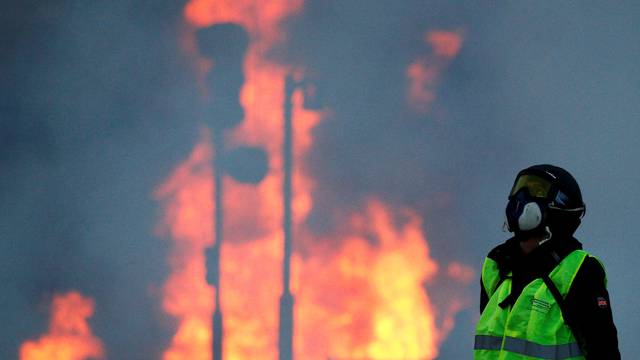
[197,23,250,360]
[279,74,295,360]
[212,129,224,360]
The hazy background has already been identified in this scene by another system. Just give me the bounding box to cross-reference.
[2,1,638,358]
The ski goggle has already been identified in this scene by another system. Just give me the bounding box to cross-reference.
[510,173,586,214]
[509,174,553,199]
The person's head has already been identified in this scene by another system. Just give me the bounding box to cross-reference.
[505,164,586,241]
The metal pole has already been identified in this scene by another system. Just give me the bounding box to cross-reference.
[212,129,224,360]
[278,74,295,360]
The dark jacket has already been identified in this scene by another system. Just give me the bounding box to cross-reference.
[480,236,620,359]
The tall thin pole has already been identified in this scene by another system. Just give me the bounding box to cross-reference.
[279,74,295,360]
[212,129,224,360]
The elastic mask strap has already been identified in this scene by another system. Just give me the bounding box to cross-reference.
[538,226,553,246]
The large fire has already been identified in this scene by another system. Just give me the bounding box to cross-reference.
[154,2,472,360]
[11,2,472,360]
[294,201,441,359]
[19,291,104,360]
[156,133,449,359]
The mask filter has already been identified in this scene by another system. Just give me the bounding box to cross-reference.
[518,202,542,231]
[505,190,546,234]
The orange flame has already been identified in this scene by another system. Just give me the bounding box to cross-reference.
[426,31,463,59]
[156,1,472,359]
[19,292,104,360]
[407,30,463,114]
[447,261,476,285]
[294,201,441,359]
[155,135,214,360]
[156,134,448,358]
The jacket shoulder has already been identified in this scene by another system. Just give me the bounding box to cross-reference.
[486,237,517,262]
[579,254,608,283]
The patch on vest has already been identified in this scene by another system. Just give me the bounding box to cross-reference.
[597,296,608,309]
[531,298,552,314]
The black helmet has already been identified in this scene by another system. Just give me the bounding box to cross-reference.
[505,164,586,238]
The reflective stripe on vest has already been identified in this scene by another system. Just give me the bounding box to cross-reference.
[474,249,592,360]
[475,335,582,359]
[474,335,502,351]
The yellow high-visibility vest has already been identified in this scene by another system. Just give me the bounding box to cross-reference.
[474,249,594,359]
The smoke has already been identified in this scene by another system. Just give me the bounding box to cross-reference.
[1,1,198,358]
[2,0,639,358]
[280,0,640,357]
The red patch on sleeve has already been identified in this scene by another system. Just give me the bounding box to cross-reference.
[597,297,608,308]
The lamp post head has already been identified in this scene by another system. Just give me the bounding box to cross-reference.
[196,23,250,132]
[223,146,269,184]
[196,23,249,62]
[286,73,325,111]
[300,81,323,110]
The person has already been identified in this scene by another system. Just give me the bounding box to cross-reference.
[474,164,620,359]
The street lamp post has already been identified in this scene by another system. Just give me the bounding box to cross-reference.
[198,23,249,360]
[279,73,322,360]
[209,134,269,360]
[211,129,224,360]
[278,74,296,360]
[197,23,267,360]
